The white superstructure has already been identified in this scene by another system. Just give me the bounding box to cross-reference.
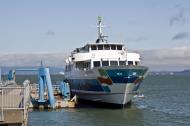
[66,17,140,70]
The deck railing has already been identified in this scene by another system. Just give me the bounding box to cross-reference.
[0,80,30,122]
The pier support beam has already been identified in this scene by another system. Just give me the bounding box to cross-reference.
[38,67,55,109]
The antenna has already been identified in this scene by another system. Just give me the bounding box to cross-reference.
[96,16,108,43]
[97,16,103,40]
[40,60,43,67]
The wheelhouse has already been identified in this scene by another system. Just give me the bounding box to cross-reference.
[72,43,124,53]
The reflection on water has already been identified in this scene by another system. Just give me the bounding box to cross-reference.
[29,105,144,126]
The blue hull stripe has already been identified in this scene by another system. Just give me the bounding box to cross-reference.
[106,69,146,83]
[67,79,104,92]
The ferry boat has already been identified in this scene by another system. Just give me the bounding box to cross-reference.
[64,17,148,107]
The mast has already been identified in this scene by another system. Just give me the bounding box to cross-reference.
[96,16,108,43]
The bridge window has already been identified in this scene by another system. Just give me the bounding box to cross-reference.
[111,45,116,50]
[98,45,103,50]
[110,61,118,66]
[93,61,100,67]
[117,45,122,50]
[119,61,126,66]
[80,45,89,52]
[84,45,89,51]
[104,45,110,50]
[76,48,79,52]
[91,45,97,50]
[102,61,109,66]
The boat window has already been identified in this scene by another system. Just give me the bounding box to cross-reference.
[104,45,110,50]
[79,45,89,52]
[119,61,126,66]
[93,61,100,67]
[98,45,103,50]
[76,61,83,69]
[102,61,109,66]
[110,61,118,66]
[128,61,133,65]
[83,62,91,70]
[65,65,68,71]
[111,45,116,50]
[135,61,138,66]
[84,45,89,51]
[117,45,122,50]
[76,48,80,52]
[91,45,97,50]
[76,61,91,69]
[65,64,72,71]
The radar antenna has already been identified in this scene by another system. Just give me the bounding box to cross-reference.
[96,16,108,43]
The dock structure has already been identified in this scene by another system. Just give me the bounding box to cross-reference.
[0,80,31,126]
[0,66,76,125]
[30,83,76,109]
[7,67,76,109]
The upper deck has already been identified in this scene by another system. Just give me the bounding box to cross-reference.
[71,43,128,62]
[65,17,141,70]
[73,43,124,53]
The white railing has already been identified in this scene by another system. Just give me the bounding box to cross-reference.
[30,83,39,99]
[1,80,15,87]
[0,88,4,122]
[0,80,31,122]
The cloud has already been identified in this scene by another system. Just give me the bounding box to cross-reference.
[46,30,55,36]
[1,47,190,71]
[169,8,185,26]
[169,6,190,26]
[0,52,68,67]
[172,32,190,40]
[128,37,147,42]
[140,46,190,71]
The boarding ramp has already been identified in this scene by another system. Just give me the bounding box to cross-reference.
[7,67,55,109]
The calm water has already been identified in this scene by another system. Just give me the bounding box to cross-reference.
[14,75,190,126]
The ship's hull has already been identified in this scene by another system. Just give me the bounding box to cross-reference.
[65,66,148,107]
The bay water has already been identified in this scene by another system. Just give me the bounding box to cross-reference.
[13,75,190,126]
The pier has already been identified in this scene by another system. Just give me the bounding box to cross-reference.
[0,80,30,126]
[0,67,76,126]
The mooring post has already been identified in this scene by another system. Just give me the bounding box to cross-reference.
[38,72,45,103]
[44,68,55,109]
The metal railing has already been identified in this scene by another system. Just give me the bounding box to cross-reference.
[0,80,30,122]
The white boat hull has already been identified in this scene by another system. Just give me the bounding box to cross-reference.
[65,66,148,107]
[71,83,135,105]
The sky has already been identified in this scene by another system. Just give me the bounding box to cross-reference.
[0,0,190,71]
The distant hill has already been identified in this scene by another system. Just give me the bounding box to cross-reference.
[149,69,190,75]
[174,70,190,75]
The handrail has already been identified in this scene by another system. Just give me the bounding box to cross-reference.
[0,80,31,122]
[0,89,4,121]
